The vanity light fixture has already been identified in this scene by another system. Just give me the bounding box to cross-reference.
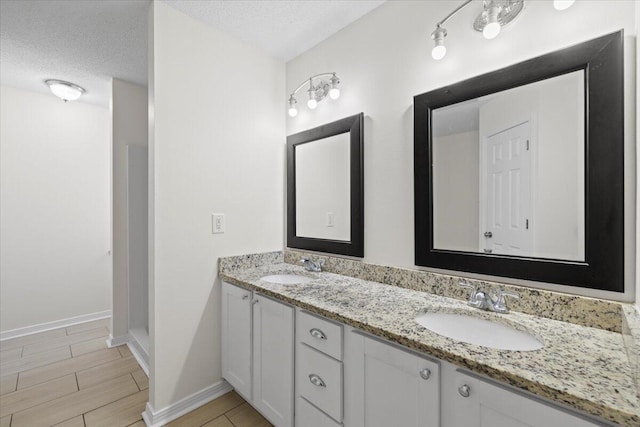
[45,79,86,102]
[287,72,340,117]
[430,0,527,60]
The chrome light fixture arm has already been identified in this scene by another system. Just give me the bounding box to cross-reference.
[435,0,473,28]
[289,72,337,97]
[288,72,341,117]
[430,0,532,61]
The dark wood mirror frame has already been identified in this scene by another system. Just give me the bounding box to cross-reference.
[287,113,364,257]
[414,31,624,292]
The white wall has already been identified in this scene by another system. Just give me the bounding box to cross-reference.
[111,78,148,341]
[127,145,148,335]
[286,0,636,301]
[149,1,284,412]
[0,85,111,332]
[636,0,640,310]
[432,130,479,252]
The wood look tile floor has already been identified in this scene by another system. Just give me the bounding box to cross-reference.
[0,319,271,427]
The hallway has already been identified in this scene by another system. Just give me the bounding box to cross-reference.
[0,318,270,426]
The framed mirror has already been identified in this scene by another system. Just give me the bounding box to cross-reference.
[414,31,624,292]
[287,113,364,257]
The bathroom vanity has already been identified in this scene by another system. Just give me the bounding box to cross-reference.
[219,251,639,427]
[234,22,637,427]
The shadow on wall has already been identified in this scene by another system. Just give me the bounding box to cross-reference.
[170,277,222,404]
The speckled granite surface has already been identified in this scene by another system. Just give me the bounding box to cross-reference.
[284,249,623,333]
[219,251,283,273]
[622,305,640,401]
[219,257,639,427]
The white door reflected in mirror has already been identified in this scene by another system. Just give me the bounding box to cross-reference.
[295,133,351,241]
[431,70,585,261]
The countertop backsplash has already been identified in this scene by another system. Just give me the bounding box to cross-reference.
[282,249,623,333]
[622,304,640,399]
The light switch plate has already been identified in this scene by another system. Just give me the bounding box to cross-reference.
[212,214,225,234]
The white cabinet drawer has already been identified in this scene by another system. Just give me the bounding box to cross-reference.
[296,396,342,427]
[297,310,343,360]
[297,343,343,422]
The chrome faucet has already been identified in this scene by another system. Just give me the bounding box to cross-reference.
[300,257,325,272]
[459,281,519,314]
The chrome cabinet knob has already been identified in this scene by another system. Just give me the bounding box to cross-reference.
[309,374,326,388]
[419,368,431,380]
[242,294,249,300]
[484,231,493,238]
[458,384,471,398]
[309,328,327,340]
[252,299,259,305]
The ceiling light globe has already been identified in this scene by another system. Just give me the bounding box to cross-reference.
[432,44,446,60]
[45,80,85,102]
[553,0,575,10]
[307,98,318,109]
[329,87,340,100]
[483,21,501,39]
[288,107,298,117]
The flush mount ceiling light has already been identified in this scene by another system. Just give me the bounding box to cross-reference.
[430,0,546,61]
[45,79,86,102]
[287,73,340,117]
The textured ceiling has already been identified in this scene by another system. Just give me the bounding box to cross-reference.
[0,0,150,107]
[1,0,384,107]
[163,0,385,61]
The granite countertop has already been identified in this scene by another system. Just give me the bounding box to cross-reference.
[220,262,639,427]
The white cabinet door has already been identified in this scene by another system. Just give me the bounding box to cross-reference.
[221,281,252,400]
[253,294,294,427]
[345,331,440,427]
[443,365,600,427]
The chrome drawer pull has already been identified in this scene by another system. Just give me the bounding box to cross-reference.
[458,384,471,398]
[419,368,431,380]
[309,328,327,340]
[242,294,249,300]
[309,374,326,388]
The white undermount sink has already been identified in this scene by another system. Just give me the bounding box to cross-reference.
[260,274,314,285]
[415,312,543,351]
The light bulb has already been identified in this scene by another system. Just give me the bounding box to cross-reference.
[430,26,447,61]
[432,44,446,60]
[328,73,340,99]
[483,4,501,40]
[307,98,317,109]
[483,21,501,39]
[287,96,298,117]
[553,0,575,10]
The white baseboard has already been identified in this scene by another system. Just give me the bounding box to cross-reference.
[127,336,150,376]
[107,333,129,348]
[142,380,233,427]
[106,332,150,376]
[1,310,112,341]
